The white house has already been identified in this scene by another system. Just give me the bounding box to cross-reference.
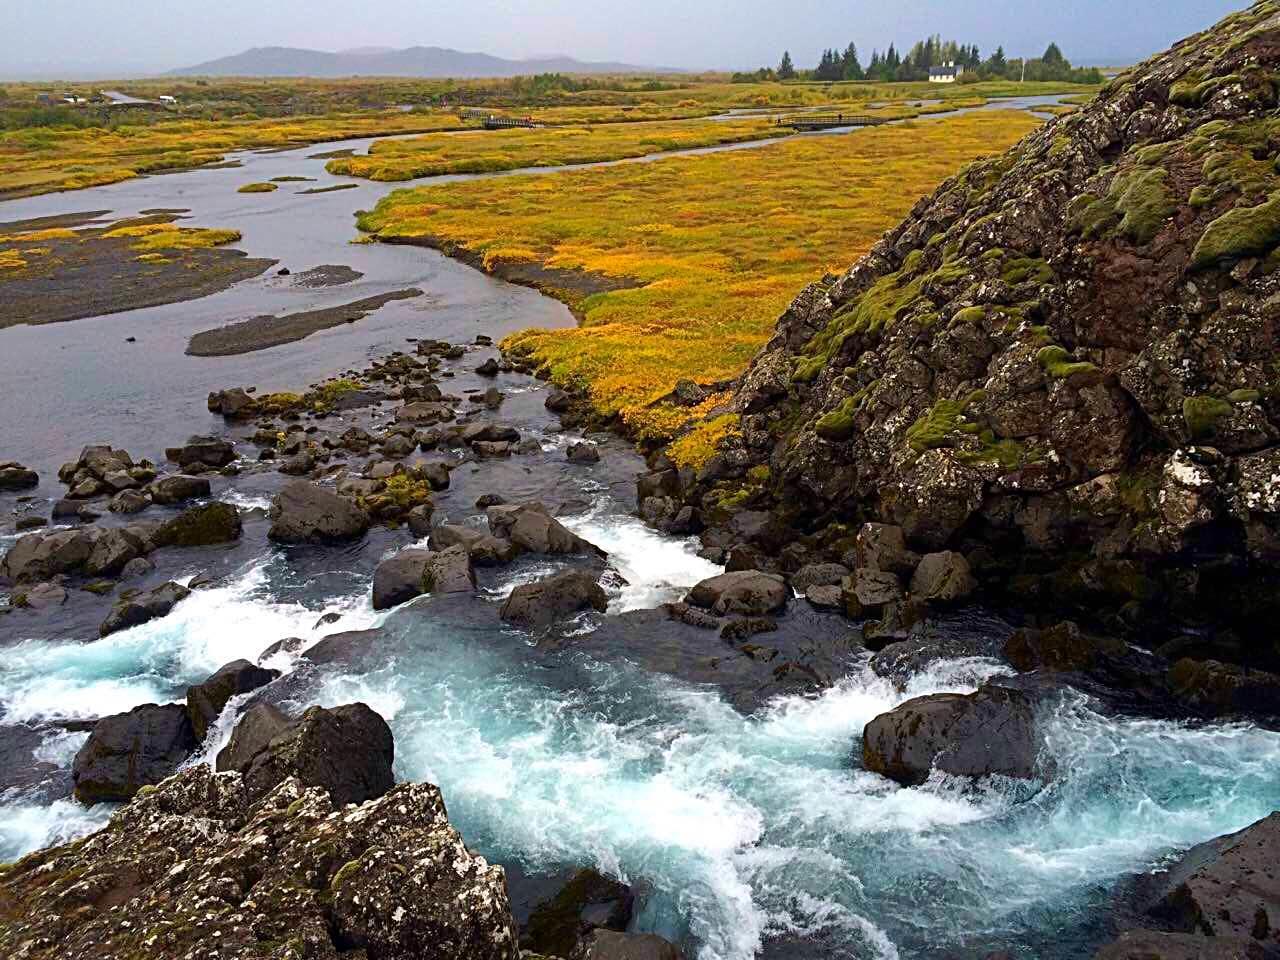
[159,95,178,105]
[929,62,965,84]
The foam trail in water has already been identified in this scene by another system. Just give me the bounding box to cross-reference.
[0,560,378,725]
[563,503,723,610]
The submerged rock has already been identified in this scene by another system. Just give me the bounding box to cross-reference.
[268,480,370,543]
[521,868,634,957]
[216,701,394,805]
[862,684,1039,786]
[0,461,38,490]
[500,569,609,630]
[71,702,197,803]
[0,765,519,960]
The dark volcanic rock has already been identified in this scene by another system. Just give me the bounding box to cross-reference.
[186,659,280,741]
[487,502,603,557]
[686,570,788,616]
[148,473,212,505]
[1166,658,1280,718]
[1136,811,1280,945]
[1,528,92,582]
[577,931,687,960]
[909,551,977,603]
[430,524,520,565]
[567,441,602,464]
[670,3,1280,659]
[1004,620,1128,674]
[373,547,434,610]
[0,461,38,490]
[1093,931,1265,960]
[862,684,1039,786]
[71,702,197,803]
[156,501,243,547]
[216,702,394,805]
[521,868,634,957]
[268,480,370,543]
[500,569,608,631]
[99,580,191,636]
[166,435,236,468]
[0,765,519,960]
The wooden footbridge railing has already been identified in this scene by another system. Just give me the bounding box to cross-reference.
[775,114,890,131]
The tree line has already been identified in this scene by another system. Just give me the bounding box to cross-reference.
[732,35,1102,85]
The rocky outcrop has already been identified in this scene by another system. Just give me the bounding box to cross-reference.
[56,444,154,500]
[862,683,1039,786]
[268,480,371,543]
[521,868,634,958]
[667,3,1280,663]
[0,765,519,960]
[500,570,609,630]
[71,702,197,803]
[215,701,395,805]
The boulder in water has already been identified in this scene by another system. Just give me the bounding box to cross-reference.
[99,580,191,636]
[215,701,394,805]
[500,569,608,631]
[268,480,370,543]
[156,501,243,547]
[71,702,197,803]
[487,502,603,557]
[0,461,38,491]
[1166,659,1280,717]
[567,441,601,465]
[165,435,236,469]
[685,570,787,616]
[862,684,1039,786]
[1,528,93,582]
[148,473,212,505]
[372,547,434,609]
[520,868,634,957]
[909,551,977,603]
[186,659,280,741]
[1093,931,1266,960]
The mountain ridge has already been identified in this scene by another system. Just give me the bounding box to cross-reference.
[168,45,680,78]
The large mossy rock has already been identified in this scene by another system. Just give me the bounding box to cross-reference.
[0,766,520,960]
[215,701,394,805]
[71,702,197,804]
[156,501,243,547]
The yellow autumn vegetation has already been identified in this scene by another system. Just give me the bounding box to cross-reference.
[357,110,1043,441]
[0,111,464,200]
[101,222,242,252]
[326,118,780,181]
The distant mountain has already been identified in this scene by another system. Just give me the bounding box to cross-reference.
[168,46,678,78]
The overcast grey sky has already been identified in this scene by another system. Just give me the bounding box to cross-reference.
[5,0,1246,78]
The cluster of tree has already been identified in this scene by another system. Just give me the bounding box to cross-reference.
[737,36,1101,85]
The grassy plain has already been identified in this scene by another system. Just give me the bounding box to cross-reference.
[356,110,1044,441]
[0,111,464,200]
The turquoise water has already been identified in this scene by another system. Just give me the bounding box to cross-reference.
[5,530,1280,959]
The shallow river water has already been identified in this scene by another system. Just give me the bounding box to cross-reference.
[3,102,1280,960]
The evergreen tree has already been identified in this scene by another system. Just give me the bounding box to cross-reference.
[778,50,795,80]
[841,42,863,81]
[986,45,1008,78]
[1043,42,1065,65]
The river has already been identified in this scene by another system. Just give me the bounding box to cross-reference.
[2,100,1280,960]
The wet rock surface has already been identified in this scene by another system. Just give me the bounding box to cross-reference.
[71,702,197,803]
[215,701,395,805]
[862,683,1040,786]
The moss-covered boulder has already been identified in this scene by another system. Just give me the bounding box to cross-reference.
[156,501,243,547]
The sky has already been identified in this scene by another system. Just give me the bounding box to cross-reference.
[3,0,1246,79]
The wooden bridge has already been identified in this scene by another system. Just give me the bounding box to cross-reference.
[482,116,539,130]
[775,113,889,131]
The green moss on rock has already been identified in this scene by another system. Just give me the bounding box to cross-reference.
[1183,395,1233,439]
[1036,345,1099,378]
[1192,193,1280,268]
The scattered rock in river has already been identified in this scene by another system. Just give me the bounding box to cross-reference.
[268,480,371,543]
[155,500,243,547]
[186,659,280,741]
[165,435,236,469]
[862,683,1039,786]
[0,461,38,491]
[686,570,788,616]
[500,569,609,631]
[99,580,191,636]
[487,501,604,557]
[148,473,211,504]
[567,441,601,465]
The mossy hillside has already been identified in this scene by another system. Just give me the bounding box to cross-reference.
[1036,344,1099,379]
[1192,193,1280,269]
